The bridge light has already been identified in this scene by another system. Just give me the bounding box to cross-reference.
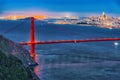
[114,42,119,46]
[74,40,77,43]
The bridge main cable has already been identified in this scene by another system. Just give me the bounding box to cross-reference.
[1,18,30,35]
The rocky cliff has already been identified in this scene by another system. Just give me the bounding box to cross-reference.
[0,35,40,80]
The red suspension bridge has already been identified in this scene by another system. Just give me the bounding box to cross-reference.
[3,17,120,59]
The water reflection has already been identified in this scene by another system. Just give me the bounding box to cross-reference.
[33,54,41,78]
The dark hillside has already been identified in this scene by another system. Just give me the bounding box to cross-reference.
[0,35,40,80]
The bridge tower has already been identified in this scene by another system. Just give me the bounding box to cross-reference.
[30,17,35,59]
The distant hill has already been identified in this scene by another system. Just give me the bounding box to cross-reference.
[0,35,40,80]
[17,17,33,20]
[17,17,43,21]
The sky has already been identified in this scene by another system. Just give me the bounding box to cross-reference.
[0,0,120,16]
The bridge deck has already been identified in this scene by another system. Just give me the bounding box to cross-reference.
[19,38,120,45]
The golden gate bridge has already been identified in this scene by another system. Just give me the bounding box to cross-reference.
[2,17,120,59]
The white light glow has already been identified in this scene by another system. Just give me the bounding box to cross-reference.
[114,42,119,46]
[109,27,112,29]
